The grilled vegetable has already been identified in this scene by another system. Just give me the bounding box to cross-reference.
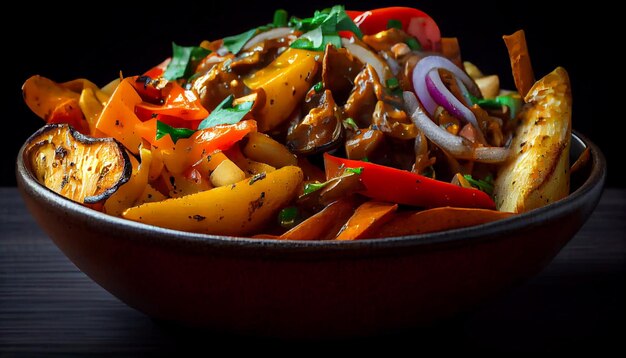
[24,124,131,205]
[122,166,303,235]
[493,67,571,213]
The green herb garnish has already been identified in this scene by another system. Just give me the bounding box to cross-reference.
[343,117,358,131]
[406,37,422,51]
[156,121,195,143]
[222,28,258,54]
[273,9,288,27]
[345,167,363,175]
[278,206,299,228]
[163,43,211,81]
[289,5,362,51]
[387,19,402,30]
[463,174,494,195]
[197,95,254,130]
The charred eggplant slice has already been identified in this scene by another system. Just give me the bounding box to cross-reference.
[24,124,131,204]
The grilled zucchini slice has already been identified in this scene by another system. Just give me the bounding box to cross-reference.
[24,124,131,204]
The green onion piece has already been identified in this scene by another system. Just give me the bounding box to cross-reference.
[345,167,363,175]
[463,174,494,195]
[197,95,254,130]
[313,82,324,93]
[475,94,523,120]
[361,157,370,162]
[386,77,400,90]
[387,19,402,30]
[303,182,328,195]
[163,43,211,81]
[273,9,288,27]
[278,206,299,228]
[406,37,422,51]
[156,121,195,143]
[343,117,358,131]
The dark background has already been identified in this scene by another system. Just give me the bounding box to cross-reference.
[3,0,619,186]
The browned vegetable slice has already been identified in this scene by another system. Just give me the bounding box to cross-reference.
[280,198,357,241]
[365,207,515,239]
[286,89,344,155]
[322,43,364,104]
[24,124,131,204]
[493,67,571,213]
[503,30,535,98]
[335,201,398,241]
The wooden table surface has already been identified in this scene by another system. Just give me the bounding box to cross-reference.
[1,187,624,354]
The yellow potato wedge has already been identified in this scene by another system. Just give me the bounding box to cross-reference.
[494,67,571,213]
[244,48,319,131]
[123,166,303,236]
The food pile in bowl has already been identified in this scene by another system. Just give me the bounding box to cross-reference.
[20,5,574,240]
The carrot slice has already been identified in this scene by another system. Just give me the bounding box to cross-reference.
[365,207,515,239]
[280,198,356,241]
[335,201,397,241]
[503,30,535,97]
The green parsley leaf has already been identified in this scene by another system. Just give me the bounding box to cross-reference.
[313,81,324,92]
[345,167,363,175]
[290,5,361,51]
[463,174,494,195]
[163,43,211,81]
[386,77,400,90]
[343,117,358,131]
[278,206,299,228]
[197,95,254,130]
[406,37,422,51]
[303,182,328,195]
[223,28,258,54]
[156,121,195,143]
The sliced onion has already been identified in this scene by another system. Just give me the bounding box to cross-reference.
[404,91,473,158]
[242,27,294,51]
[341,38,390,81]
[404,91,510,163]
[425,69,481,132]
[473,147,510,163]
[412,56,481,114]
[455,77,473,106]
[380,51,401,76]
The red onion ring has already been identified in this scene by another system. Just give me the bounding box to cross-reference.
[404,91,473,158]
[412,56,481,114]
[404,91,510,163]
[425,69,481,132]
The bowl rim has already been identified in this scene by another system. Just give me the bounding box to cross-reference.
[16,130,606,253]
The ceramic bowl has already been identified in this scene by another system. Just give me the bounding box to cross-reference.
[16,131,605,338]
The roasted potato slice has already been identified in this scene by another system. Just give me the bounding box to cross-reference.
[24,124,131,204]
[494,67,571,213]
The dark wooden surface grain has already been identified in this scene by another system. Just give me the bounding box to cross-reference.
[1,187,624,355]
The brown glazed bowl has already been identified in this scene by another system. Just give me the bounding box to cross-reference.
[16,131,605,338]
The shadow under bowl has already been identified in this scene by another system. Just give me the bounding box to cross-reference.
[16,131,606,338]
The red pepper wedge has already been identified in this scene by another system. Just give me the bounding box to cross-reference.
[346,7,441,51]
[323,153,495,209]
[143,58,171,79]
[135,81,209,121]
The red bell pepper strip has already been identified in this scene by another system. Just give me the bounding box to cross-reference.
[323,153,495,209]
[346,7,441,51]
[135,81,209,121]
[143,58,171,79]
